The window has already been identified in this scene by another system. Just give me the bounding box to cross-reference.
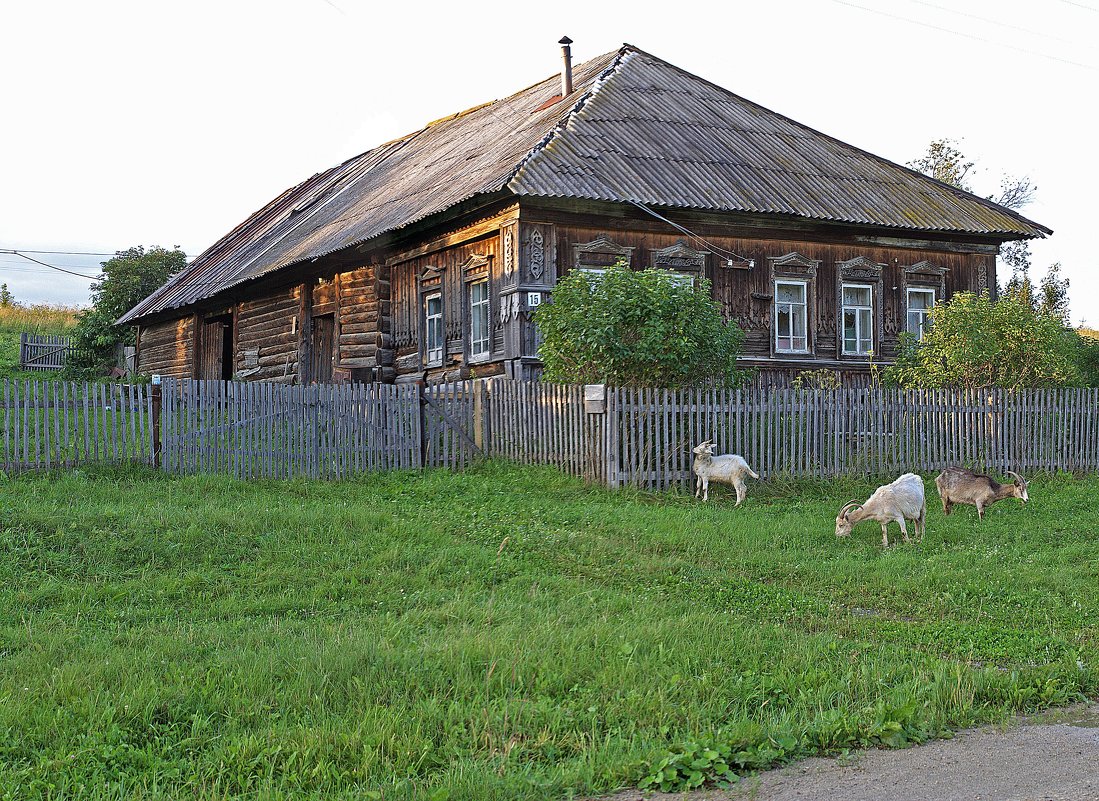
[469,280,489,359]
[662,271,696,288]
[775,280,808,352]
[907,287,935,340]
[841,284,874,355]
[423,292,443,366]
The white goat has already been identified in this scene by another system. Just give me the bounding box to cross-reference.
[692,440,759,505]
[835,473,927,547]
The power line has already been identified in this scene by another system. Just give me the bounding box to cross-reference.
[830,0,1099,72]
[907,0,1099,50]
[1057,0,1099,12]
[0,248,118,257]
[0,251,99,280]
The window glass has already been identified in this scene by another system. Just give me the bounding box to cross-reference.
[841,283,873,355]
[424,293,443,366]
[775,280,808,352]
[907,287,935,340]
[470,280,489,358]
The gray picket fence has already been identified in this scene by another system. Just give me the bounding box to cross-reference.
[1,377,1096,485]
[18,333,72,371]
[160,379,421,479]
[599,386,1099,489]
[0,379,155,470]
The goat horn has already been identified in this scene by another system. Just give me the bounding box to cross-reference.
[838,499,862,516]
[1005,470,1024,484]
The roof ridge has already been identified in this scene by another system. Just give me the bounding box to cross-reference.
[503,45,632,193]
[610,46,1050,236]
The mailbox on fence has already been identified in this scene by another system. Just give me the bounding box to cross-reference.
[583,384,606,414]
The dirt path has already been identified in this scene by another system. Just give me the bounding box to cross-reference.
[602,705,1099,801]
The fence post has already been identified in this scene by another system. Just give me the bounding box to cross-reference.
[417,380,427,467]
[151,381,162,468]
[473,379,485,454]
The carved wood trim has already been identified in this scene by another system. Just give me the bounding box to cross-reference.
[650,238,707,272]
[572,234,634,270]
[835,256,886,359]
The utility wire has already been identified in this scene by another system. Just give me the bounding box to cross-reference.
[830,0,1099,71]
[1057,0,1099,12]
[907,0,1099,49]
[0,251,99,280]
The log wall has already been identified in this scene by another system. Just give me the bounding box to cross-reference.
[542,220,994,366]
[137,317,194,378]
[235,286,300,382]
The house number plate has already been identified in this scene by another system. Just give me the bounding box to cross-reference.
[527,292,542,307]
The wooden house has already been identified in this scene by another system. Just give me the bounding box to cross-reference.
[120,43,1049,385]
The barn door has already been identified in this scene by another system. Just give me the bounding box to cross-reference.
[199,316,232,380]
[311,314,335,384]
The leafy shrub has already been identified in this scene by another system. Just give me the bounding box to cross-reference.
[535,263,746,387]
[886,291,1086,389]
[65,246,186,379]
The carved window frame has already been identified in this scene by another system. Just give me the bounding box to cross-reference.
[840,283,875,356]
[768,252,820,357]
[418,265,445,368]
[650,239,708,286]
[461,254,492,364]
[572,234,634,273]
[902,260,948,342]
[835,256,885,360]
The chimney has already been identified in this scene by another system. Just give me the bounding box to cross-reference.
[559,36,574,96]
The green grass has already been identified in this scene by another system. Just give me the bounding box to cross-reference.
[0,304,80,380]
[1,463,1097,800]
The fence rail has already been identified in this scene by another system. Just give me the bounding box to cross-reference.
[19,333,72,371]
[0,377,1095,484]
[0,379,154,470]
[161,379,420,479]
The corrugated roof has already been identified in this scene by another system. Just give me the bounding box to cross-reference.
[122,45,1047,324]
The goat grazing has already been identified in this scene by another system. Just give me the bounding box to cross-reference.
[692,440,759,505]
[934,467,1028,520]
[835,473,926,547]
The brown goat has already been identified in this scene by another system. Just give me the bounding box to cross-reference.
[934,467,1029,520]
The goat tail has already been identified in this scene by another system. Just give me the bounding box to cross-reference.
[746,465,760,480]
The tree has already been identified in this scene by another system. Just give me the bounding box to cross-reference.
[906,137,1035,210]
[906,138,975,192]
[535,263,746,387]
[885,291,1085,389]
[0,284,14,308]
[65,246,186,378]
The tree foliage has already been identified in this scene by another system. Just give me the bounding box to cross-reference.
[907,137,1035,210]
[66,246,186,378]
[907,138,975,192]
[886,291,1086,389]
[535,264,746,388]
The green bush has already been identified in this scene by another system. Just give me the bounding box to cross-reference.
[886,291,1086,389]
[65,246,186,379]
[535,263,746,387]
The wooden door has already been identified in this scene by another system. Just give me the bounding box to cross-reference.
[311,314,335,383]
[199,319,225,380]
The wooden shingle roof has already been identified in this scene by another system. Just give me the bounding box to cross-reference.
[121,45,1048,324]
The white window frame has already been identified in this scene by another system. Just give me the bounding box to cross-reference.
[662,271,696,288]
[423,292,444,367]
[774,279,809,354]
[906,287,936,341]
[469,279,490,360]
[841,282,874,356]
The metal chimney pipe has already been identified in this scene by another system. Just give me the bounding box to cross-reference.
[559,36,574,96]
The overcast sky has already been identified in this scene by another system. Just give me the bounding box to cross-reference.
[2,0,1096,323]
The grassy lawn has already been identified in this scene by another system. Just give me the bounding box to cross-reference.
[1,463,1097,800]
[0,304,79,381]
